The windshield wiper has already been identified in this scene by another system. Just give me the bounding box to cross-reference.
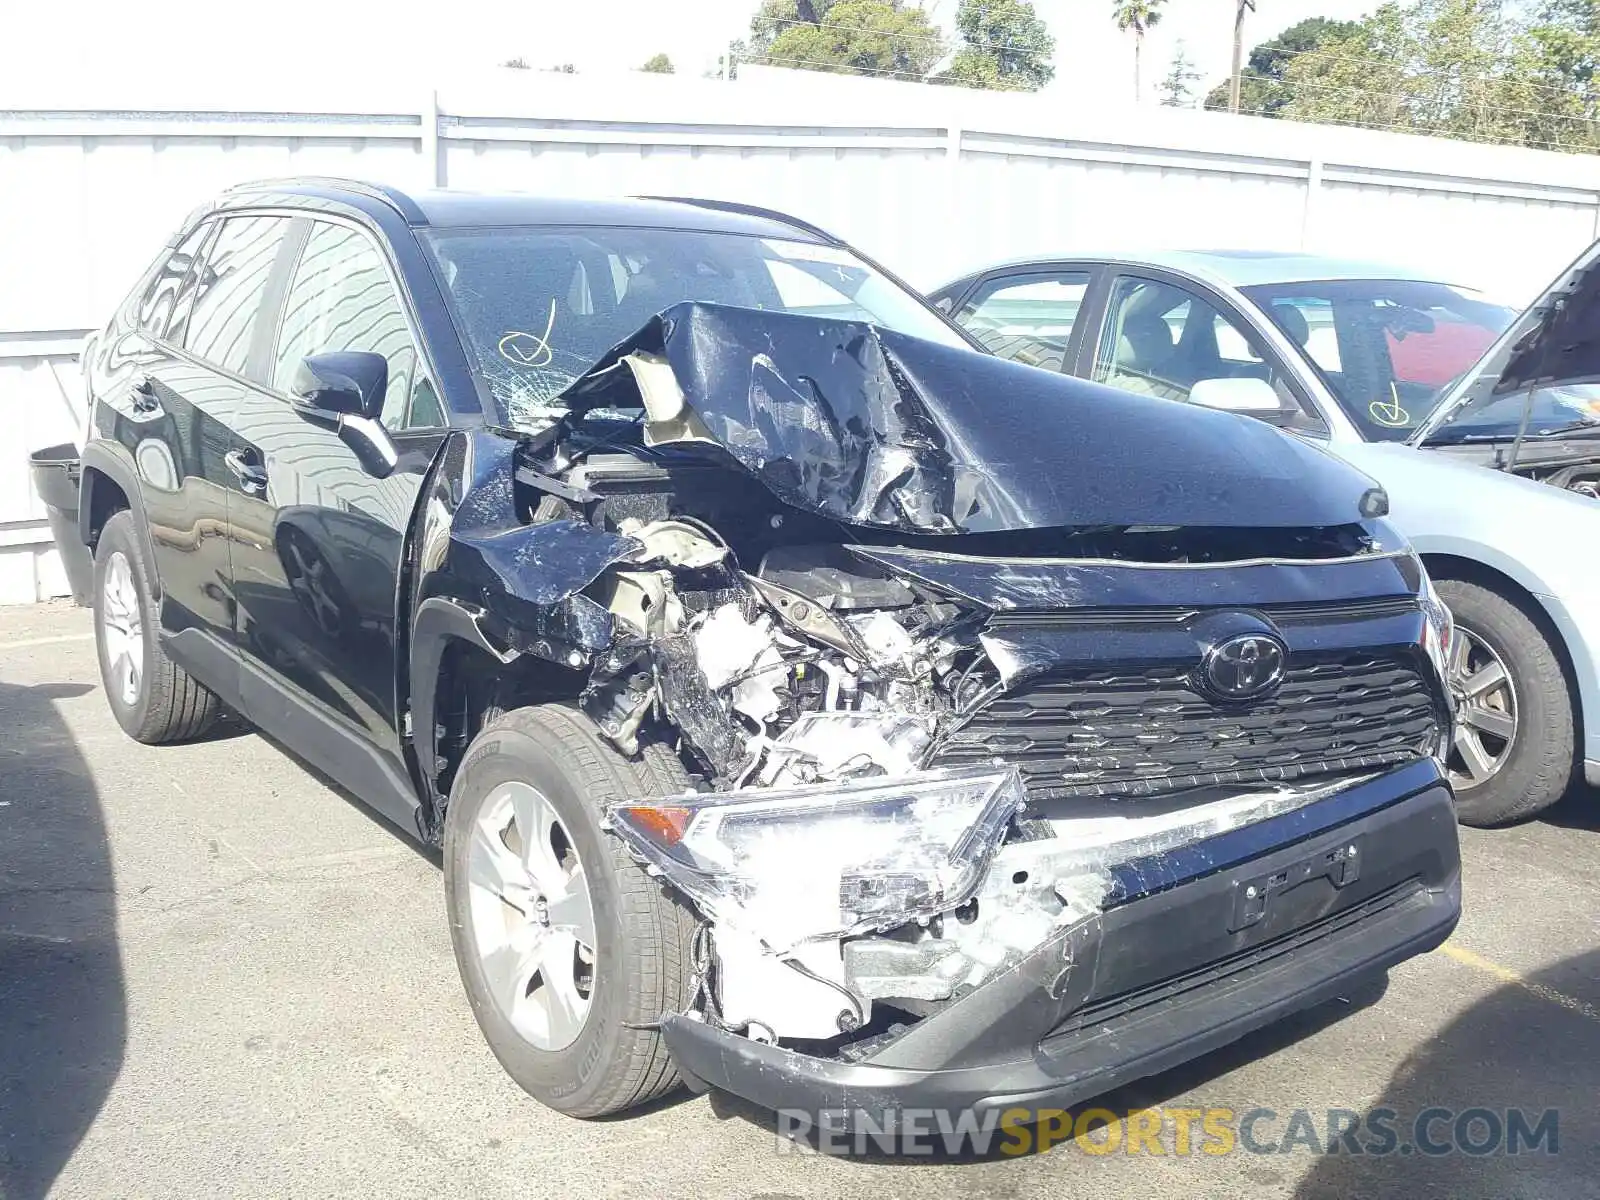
[1531,419,1600,438]
[1423,430,1512,445]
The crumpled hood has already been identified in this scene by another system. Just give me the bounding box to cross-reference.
[1417,239,1600,442]
[557,302,1381,535]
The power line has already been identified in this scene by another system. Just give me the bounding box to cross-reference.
[1232,76,1597,150]
[1266,71,1599,130]
[745,11,1051,59]
[1240,39,1600,108]
[759,52,987,86]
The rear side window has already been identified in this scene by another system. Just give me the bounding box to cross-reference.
[135,221,214,343]
[183,215,293,377]
[273,221,422,427]
[954,271,1092,371]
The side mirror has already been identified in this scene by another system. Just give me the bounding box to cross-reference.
[291,351,388,421]
[1189,376,1283,415]
[290,351,398,479]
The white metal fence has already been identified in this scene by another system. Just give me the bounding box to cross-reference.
[4,66,1599,602]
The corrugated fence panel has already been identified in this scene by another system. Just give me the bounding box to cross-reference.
[4,68,1600,600]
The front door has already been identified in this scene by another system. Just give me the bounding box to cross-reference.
[1085,273,1321,430]
[224,216,444,773]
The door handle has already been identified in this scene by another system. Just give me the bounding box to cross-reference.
[131,375,161,415]
[224,449,269,496]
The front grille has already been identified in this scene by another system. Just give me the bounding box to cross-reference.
[932,651,1440,799]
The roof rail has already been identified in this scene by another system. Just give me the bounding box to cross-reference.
[221,176,430,225]
[637,195,843,246]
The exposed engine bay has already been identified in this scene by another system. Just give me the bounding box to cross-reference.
[424,302,1450,1056]
[1434,437,1600,499]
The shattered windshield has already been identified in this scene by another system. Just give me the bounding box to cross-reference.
[1242,279,1514,442]
[423,225,966,430]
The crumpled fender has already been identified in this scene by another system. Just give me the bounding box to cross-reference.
[404,429,643,829]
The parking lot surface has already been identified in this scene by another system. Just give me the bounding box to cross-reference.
[2,601,1598,1200]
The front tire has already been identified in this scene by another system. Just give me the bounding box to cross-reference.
[1436,578,1574,827]
[443,705,696,1117]
[92,510,221,743]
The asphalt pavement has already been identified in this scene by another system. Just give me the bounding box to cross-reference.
[2,601,1597,1200]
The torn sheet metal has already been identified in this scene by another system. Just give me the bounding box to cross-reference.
[649,630,751,778]
[554,302,1383,534]
[449,518,642,608]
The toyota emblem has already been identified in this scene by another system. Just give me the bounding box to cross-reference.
[1200,633,1288,701]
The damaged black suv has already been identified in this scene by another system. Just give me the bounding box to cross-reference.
[52,178,1462,1125]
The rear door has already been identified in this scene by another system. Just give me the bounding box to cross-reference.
[224,215,445,788]
[88,218,239,642]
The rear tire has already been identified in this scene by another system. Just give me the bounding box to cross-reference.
[443,704,696,1117]
[92,510,221,744]
[1436,578,1574,827]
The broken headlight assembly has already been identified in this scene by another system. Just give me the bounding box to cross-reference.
[1414,555,1457,759]
[607,765,1026,952]
[1417,558,1455,683]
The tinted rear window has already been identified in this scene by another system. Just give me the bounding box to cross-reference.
[183,215,293,377]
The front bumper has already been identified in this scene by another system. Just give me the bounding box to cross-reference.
[661,758,1460,1124]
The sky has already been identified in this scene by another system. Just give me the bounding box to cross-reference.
[5,0,1381,103]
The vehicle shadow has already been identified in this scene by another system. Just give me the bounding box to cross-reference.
[707,972,1394,1163]
[0,679,126,1199]
[1537,780,1600,833]
[1293,948,1600,1199]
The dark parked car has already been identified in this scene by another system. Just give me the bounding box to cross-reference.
[40,179,1460,1125]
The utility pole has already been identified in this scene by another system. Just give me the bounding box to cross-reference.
[1229,0,1256,114]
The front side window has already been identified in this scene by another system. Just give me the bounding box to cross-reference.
[1244,279,1515,441]
[273,221,425,427]
[1092,276,1309,424]
[183,215,293,378]
[136,220,214,344]
[422,226,966,431]
[954,271,1091,371]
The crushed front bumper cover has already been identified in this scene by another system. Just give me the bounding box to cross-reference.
[659,758,1460,1127]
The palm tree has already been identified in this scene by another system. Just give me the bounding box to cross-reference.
[1113,0,1168,102]
[1229,0,1258,113]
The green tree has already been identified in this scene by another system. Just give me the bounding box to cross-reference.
[756,0,945,79]
[1509,0,1600,146]
[1112,0,1167,101]
[734,0,840,67]
[1204,17,1361,114]
[641,53,676,73]
[1158,40,1202,106]
[1274,0,1599,149]
[939,0,1056,91]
